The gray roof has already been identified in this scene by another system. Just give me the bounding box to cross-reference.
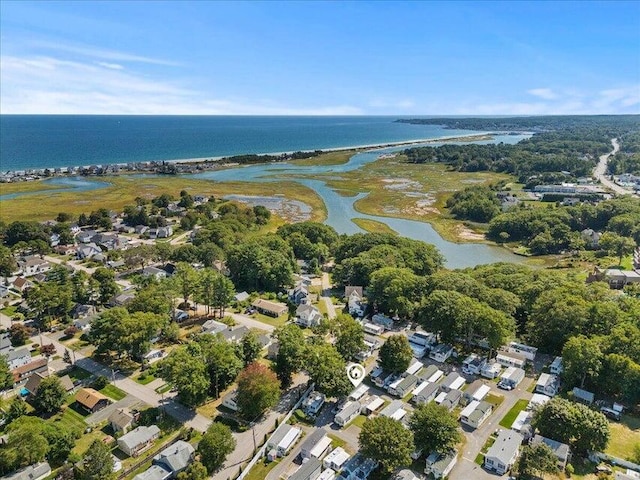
[119,425,160,450]
[132,465,171,480]
[380,399,404,417]
[299,428,327,453]
[392,469,420,480]
[289,457,322,480]
[268,424,296,448]
[572,387,595,403]
[219,326,249,342]
[397,374,418,391]
[468,401,493,424]
[420,364,439,380]
[532,435,570,462]
[441,372,463,389]
[153,440,195,473]
[336,401,361,421]
[416,382,439,399]
[3,462,52,480]
[4,347,30,362]
[441,389,462,409]
[486,430,523,466]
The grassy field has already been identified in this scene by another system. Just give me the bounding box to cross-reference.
[499,399,529,428]
[100,384,127,401]
[0,175,327,224]
[290,150,355,166]
[606,414,640,461]
[135,373,156,385]
[250,312,289,328]
[245,459,280,480]
[351,218,398,235]
[300,155,513,243]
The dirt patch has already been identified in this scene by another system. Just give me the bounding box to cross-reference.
[382,178,423,191]
[456,225,486,241]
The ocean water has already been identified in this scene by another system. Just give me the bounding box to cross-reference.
[0,115,477,172]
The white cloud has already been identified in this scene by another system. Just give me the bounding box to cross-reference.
[368,98,415,109]
[527,88,559,100]
[0,54,362,115]
[96,61,124,70]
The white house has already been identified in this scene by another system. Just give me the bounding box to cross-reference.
[349,384,369,402]
[408,331,435,347]
[528,393,551,411]
[550,356,563,375]
[412,381,439,405]
[429,344,454,363]
[440,372,465,393]
[289,458,322,480]
[363,396,385,415]
[371,313,394,330]
[404,359,423,376]
[535,373,560,397]
[507,342,538,361]
[379,399,405,419]
[221,390,239,412]
[511,410,533,438]
[424,451,457,479]
[302,391,326,417]
[496,352,526,369]
[152,440,195,477]
[388,374,418,398]
[323,447,350,472]
[484,430,523,475]
[420,365,444,383]
[462,381,491,405]
[266,424,302,457]
[4,463,52,480]
[363,323,383,335]
[118,425,161,457]
[335,401,361,427]
[440,389,463,411]
[462,353,487,375]
[499,367,525,389]
[296,304,323,328]
[4,347,31,370]
[460,400,493,429]
[480,361,502,379]
[299,428,331,461]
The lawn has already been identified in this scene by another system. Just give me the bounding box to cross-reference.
[328,433,347,451]
[65,366,92,382]
[50,405,87,433]
[100,384,127,401]
[485,393,505,408]
[349,414,368,429]
[135,373,156,385]
[244,459,280,480]
[251,312,289,328]
[155,384,171,394]
[351,218,398,235]
[499,399,529,428]
[606,414,640,461]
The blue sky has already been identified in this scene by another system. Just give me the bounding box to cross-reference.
[1,1,639,115]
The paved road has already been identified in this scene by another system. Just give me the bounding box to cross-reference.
[450,376,533,480]
[320,272,337,319]
[594,138,632,196]
[0,311,13,330]
[37,332,212,432]
[230,312,275,333]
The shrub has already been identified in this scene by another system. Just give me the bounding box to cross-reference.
[92,375,109,390]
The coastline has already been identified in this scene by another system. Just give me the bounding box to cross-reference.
[2,132,493,177]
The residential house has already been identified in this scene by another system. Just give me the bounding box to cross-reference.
[4,347,31,370]
[595,268,640,289]
[71,303,96,319]
[393,469,420,480]
[142,266,167,280]
[388,374,418,398]
[153,440,195,476]
[77,243,103,260]
[408,330,436,348]
[462,353,487,376]
[219,325,249,343]
[344,286,363,299]
[347,288,365,318]
[110,408,136,434]
[429,344,454,363]
[299,428,331,461]
[581,228,601,248]
[363,396,385,415]
[12,277,34,293]
[412,381,439,405]
[110,291,135,307]
[0,284,10,299]
[440,389,463,411]
[363,323,384,336]
[481,361,502,379]
[76,230,98,243]
[462,380,491,405]
[460,400,493,429]
[371,313,394,330]
[289,284,309,305]
[55,244,77,256]
[499,367,525,389]
[144,349,165,364]
[12,358,48,386]
[440,372,465,393]
[0,332,12,354]
[379,399,406,420]
[404,359,423,377]
[550,356,563,375]
[323,447,350,472]
[24,372,73,396]
[531,435,571,470]
[528,393,551,411]
[18,256,51,277]
[132,465,171,480]
[484,430,524,475]
[338,455,377,480]
[118,425,161,457]
[302,391,326,417]
[420,364,444,383]
[424,451,457,479]
[201,319,227,335]
[507,342,538,361]
[93,233,122,251]
[266,424,301,457]
[296,304,323,328]
[234,291,250,303]
[334,401,361,426]
[76,388,111,413]
[349,384,369,402]
[252,299,288,317]
[572,387,595,405]
[172,309,189,322]
[289,457,322,480]
[511,411,533,439]
[221,390,239,412]
[73,317,93,332]
[4,462,51,480]
[535,373,560,397]
[496,352,526,369]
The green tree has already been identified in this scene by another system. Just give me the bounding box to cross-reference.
[197,423,236,474]
[236,362,281,420]
[359,417,414,474]
[240,330,263,366]
[562,335,602,388]
[198,335,243,397]
[9,323,32,346]
[274,324,307,387]
[304,342,352,398]
[0,418,50,472]
[160,344,210,407]
[0,244,18,276]
[368,267,424,319]
[91,268,119,305]
[175,262,199,306]
[6,397,27,423]
[379,335,413,374]
[409,402,461,455]
[334,314,365,361]
[599,232,636,265]
[532,397,609,454]
[33,376,67,415]
[516,443,559,479]
[80,439,115,480]
[0,355,13,391]
[176,461,208,480]
[210,272,235,318]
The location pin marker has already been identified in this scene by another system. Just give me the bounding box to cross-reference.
[346,362,366,388]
